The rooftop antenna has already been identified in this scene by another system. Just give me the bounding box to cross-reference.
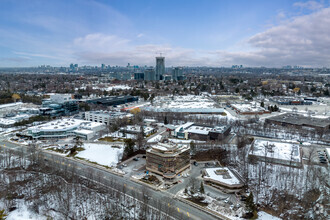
[156,52,163,57]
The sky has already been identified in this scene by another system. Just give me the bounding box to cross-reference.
[0,0,330,67]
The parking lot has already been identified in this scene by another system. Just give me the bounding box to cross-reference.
[302,146,329,165]
[120,155,147,178]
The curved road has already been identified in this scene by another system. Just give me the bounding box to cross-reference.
[0,139,221,220]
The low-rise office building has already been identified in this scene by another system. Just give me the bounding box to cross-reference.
[41,94,78,116]
[85,111,133,125]
[202,167,244,189]
[26,118,105,140]
[146,142,190,179]
[174,122,231,141]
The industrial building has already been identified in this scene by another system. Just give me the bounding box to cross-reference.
[86,95,138,107]
[146,142,190,179]
[249,139,302,167]
[265,113,330,131]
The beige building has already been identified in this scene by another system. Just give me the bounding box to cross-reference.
[146,142,190,179]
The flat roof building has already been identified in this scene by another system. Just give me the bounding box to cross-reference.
[25,118,105,140]
[230,103,270,115]
[85,111,133,125]
[146,142,190,179]
[265,113,330,131]
[86,95,138,107]
[202,167,244,189]
[249,138,302,167]
[174,122,231,141]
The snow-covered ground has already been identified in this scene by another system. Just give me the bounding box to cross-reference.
[6,200,47,220]
[257,211,281,220]
[76,143,124,166]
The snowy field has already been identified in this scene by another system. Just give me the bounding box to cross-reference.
[76,143,123,166]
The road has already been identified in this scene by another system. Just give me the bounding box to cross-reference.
[0,139,220,220]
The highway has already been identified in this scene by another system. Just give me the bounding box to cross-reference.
[0,139,220,220]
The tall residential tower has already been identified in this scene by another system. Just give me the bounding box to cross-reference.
[155,56,165,80]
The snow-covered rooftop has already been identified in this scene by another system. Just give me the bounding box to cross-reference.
[148,142,189,154]
[0,118,16,125]
[231,103,266,113]
[121,125,154,133]
[185,125,212,135]
[204,167,241,185]
[250,139,301,162]
[28,118,103,133]
[29,118,83,133]
[144,95,225,113]
[0,102,23,109]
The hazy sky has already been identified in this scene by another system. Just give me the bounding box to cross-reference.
[0,0,329,67]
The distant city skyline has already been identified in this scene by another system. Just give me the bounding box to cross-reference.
[0,0,330,68]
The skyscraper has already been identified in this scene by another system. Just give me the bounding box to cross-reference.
[172,67,183,80]
[155,56,165,80]
[144,68,156,81]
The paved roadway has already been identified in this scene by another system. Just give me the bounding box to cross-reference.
[0,139,220,220]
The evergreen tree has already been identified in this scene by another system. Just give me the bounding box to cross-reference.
[246,192,256,213]
[0,209,8,220]
[124,139,135,158]
[164,116,168,125]
[190,141,196,155]
[200,182,205,194]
